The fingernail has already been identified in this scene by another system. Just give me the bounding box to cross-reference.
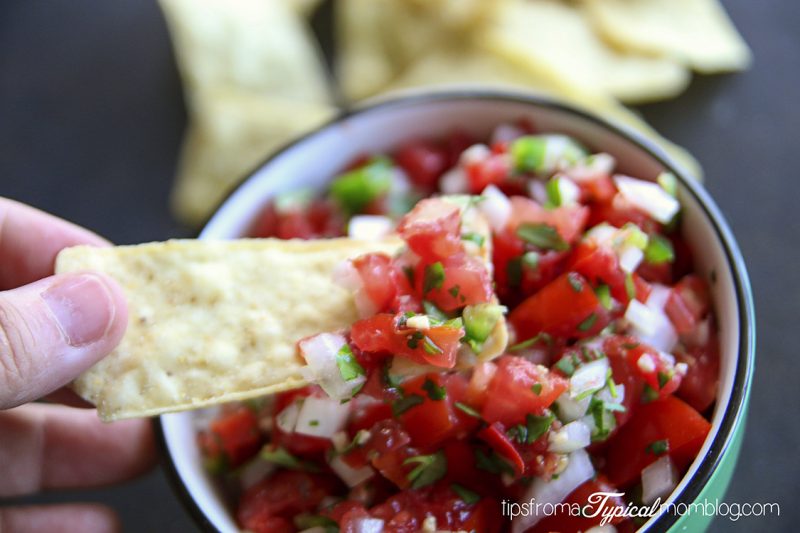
[42,274,116,346]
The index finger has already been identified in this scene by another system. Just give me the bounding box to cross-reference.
[0,197,109,290]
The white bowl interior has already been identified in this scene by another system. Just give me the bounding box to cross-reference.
[160,94,742,533]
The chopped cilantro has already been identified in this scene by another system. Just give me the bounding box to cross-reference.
[531,383,543,395]
[261,445,319,472]
[404,451,447,489]
[516,223,569,251]
[293,515,338,533]
[407,330,424,349]
[657,371,671,389]
[475,449,514,476]
[451,484,480,505]
[309,420,319,427]
[642,384,659,403]
[595,284,612,310]
[423,262,446,293]
[422,378,447,401]
[507,257,522,288]
[461,232,485,247]
[336,344,365,382]
[577,313,598,332]
[448,285,461,298]
[392,394,424,416]
[625,272,636,300]
[568,273,584,292]
[509,332,552,352]
[454,402,482,419]
[525,413,555,443]
[646,439,670,456]
[555,357,576,377]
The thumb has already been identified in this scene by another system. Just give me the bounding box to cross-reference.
[0,273,127,409]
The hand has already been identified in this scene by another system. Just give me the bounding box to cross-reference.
[0,198,155,532]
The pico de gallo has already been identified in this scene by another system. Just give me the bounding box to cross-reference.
[197,122,718,533]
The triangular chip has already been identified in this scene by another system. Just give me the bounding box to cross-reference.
[584,0,752,73]
[158,0,331,108]
[481,0,690,104]
[56,238,401,421]
[171,89,335,225]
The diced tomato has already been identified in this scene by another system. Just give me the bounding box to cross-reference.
[579,174,617,204]
[603,336,646,429]
[397,198,463,262]
[419,253,493,311]
[509,272,606,341]
[478,422,526,477]
[350,313,464,368]
[445,130,476,168]
[237,471,342,533]
[604,396,711,487]
[625,343,683,398]
[666,275,711,334]
[198,406,261,469]
[589,195,661,234]
[675,331,720,413]
[399,374,462,449]
[532,475,627,532]
[395,140,449,189]
[352,253,403,313]
[465,152,512,193]
[508,196,590,244]
[569,241,627,301]
[482,356,568,426]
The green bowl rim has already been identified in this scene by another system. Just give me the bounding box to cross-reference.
[154,89,756,533]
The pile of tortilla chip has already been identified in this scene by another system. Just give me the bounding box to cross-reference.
[161,0,751,226]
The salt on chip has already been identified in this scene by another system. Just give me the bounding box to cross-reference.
[584,0,752,74]
[158,0,331,108]
[171,88,335,226]
[481,0,690,104]
[56,238,401,421]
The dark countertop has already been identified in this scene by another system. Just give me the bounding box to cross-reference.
[1,1,797,531]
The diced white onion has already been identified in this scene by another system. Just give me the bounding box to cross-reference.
[492,123,525,144]
[527,179,549,205]
[348,215,393,241]
[329,454,375,488]
[511,449,595,532]
[239,457,275,490]
[555,175,581,206]
[646,284,672,310]
[275,401,301,433]
[568,153,616,182]
[543,135,587,172]
[440,168,468,194]
[405,315,431,330]
[298,333,365,401]
[353,517,385,533]
[586,223,617,247]
[479,185,511,231]
[614,175,680,224]
[295,396,350,439]
[641,455,678,504]
[548,420,592,453]
[625,300,659,336]
[554,392,591,422]
[618,245,644,273]
[390,167,411,195]
[460,143,491,165]
[597,383,625,406]
[570,358,610,399]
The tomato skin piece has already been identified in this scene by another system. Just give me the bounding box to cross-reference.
[532,475,627,532]
[237,471,342,533]
[395,140,449,189]
[509,272,605,341]
[482,356,568,426]
[604,396,711,487]
[397,198,463,262]
[478,422,526,477]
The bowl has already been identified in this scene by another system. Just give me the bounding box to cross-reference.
[155,90,755,532]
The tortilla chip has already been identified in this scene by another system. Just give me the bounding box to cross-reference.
[56,238,401,421]
[283,0,323,18]
[171,89,336,226]
[481,0,690,104]
[336,0,501,101]
[158,0,331,108]
[584,0,752,74]
[382,47,701,179]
